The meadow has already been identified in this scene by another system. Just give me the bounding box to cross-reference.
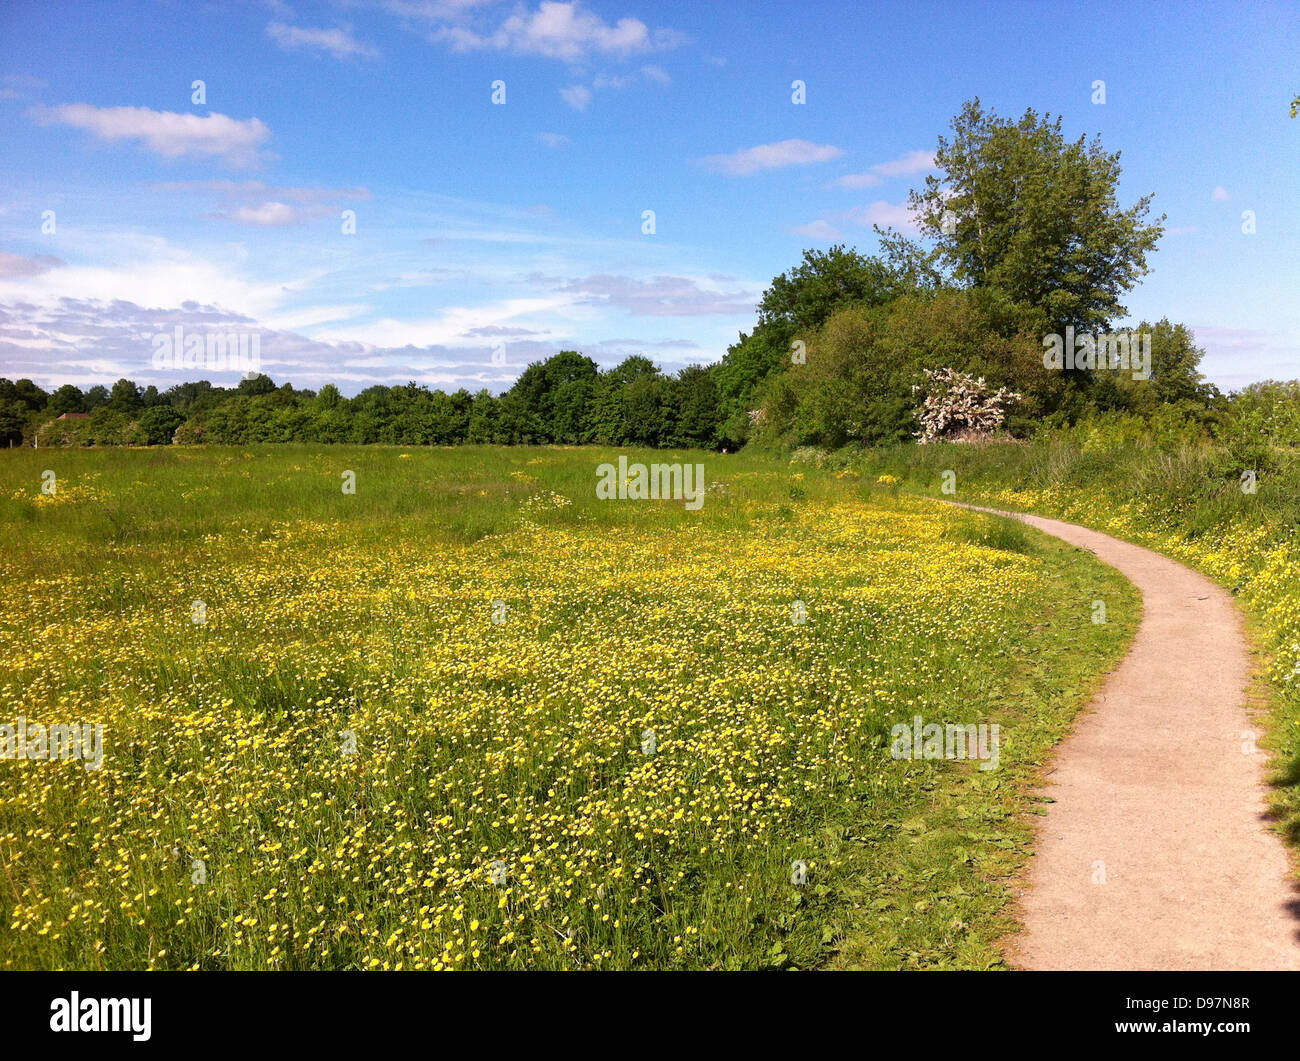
[0,445,1136,970]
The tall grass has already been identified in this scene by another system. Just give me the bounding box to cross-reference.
[0,445,1135,969]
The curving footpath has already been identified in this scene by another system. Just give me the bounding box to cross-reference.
[953,503,1300,970]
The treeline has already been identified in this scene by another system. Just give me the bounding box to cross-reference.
[0,355,725,449]
[6,98,1293,452]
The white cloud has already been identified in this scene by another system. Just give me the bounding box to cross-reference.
[432,1,686,61]
[385,0,500,18]
[791,220,843,241]
[843,200,918,231]
[795,199,918,241]
[262,304,372,331]
[700,139,844,177]
[226,201,302,226]
[829,172,883,189]
[0,241,291,321]
[153,180,368,225]
[32,104,271,166]
[267,22,380,60]
[560,84,593,111]
[152,179,371,204]
[563,65,671,110]
[1212,186,1231,201]
[555,273,758,316]
[536,132,572,148]
[829,149,935,189]
[0,73,45,101]
[871,149,935,177]
[0,251,63,277]
[314,297,576,347]
[837,201,920,231]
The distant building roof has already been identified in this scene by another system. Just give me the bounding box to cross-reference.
[56,412,90,419]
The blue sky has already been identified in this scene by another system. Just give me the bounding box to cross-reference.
[1,0,1296,395]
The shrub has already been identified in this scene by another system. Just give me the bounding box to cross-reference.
[915,368,1022,444]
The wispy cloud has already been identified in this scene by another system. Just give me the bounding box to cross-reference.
[561,64,670,110]
[1212,186,1231,201]
[700,139,843,177]
[794,199,918,241]
[32,103,271,166]
[218,202,302,226]
[842,200,917,230]
[790,220,843,241]
[560,84,593,111]
[536,132,572,148]
[315,296,575,348]
[0,73,45,102]
[871,149,935,177]
[154,180,370,226]
[829,149,935,189]
[431,1,688,61]
[0,251,64,277]
[553,273,757,316]
[152,180,371,204]
[267,22,380,60]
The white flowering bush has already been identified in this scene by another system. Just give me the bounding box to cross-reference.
[915,367,1022,444]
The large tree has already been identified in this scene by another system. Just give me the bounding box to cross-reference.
[887,99,1165,333]
[757,244,907,332]
[713,245,911,447]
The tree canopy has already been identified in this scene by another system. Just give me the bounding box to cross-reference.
[887,98,1165,332]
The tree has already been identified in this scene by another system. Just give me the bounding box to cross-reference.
[1087,318,1212,415]
[506,352,599,442]
[711,326,794,448]
[712,245,917,448]
[313,383,343,411]
[622,372,673,446]
[237,373,277,396]
[757,244,906,332]
[47,384,87,416]
[163,381,221,412]
[580,357,667,445]
[138,406,186,444]
[0,378,48,411]
[670,366,719,448]
[108,378,143,413]
[0,399,27,446]
[88,407,146,446]
[890,98,1165,332]
[466,390,500,443]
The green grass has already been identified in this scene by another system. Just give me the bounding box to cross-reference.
[0,444,1136,969]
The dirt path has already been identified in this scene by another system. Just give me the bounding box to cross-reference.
[955,503,1300,970]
